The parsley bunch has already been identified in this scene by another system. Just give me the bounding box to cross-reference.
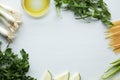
[0,42,36,80]
[54,0,112,26]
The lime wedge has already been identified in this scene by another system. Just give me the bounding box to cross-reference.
[70,73,81,80]
[54,71,70,80]
[41,70,52,80]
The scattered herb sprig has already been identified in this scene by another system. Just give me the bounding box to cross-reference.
[54,0,112,26]
[0,42,36,80]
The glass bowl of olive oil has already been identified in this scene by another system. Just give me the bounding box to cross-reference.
[21,0,50,17]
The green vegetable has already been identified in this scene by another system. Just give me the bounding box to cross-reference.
[0,42,36,80]
[102,58,120,79]
[54,0,112,26]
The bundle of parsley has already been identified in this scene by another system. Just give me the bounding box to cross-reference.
[0,42,36,80]
[54,0,112,26]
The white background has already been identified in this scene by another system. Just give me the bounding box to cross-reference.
[0,0,120,80]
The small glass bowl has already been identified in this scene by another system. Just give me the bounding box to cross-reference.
[21,0,50,17]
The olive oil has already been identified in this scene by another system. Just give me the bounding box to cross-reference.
[21,0,50,17]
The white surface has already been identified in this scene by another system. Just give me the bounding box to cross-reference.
[0,0,120,80]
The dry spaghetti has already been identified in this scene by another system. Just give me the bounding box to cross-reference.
[107,20,120,53]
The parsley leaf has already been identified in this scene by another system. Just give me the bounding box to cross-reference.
[0,43,36,80]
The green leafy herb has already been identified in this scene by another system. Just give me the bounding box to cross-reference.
[102,58,120,79]
[54,0,112,26]
[0,42,36,80]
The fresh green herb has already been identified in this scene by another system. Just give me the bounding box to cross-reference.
[0,42,36,80]
[54,0,112,26]
[102,58,120,79]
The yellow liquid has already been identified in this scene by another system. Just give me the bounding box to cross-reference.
[22,0,50,17]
